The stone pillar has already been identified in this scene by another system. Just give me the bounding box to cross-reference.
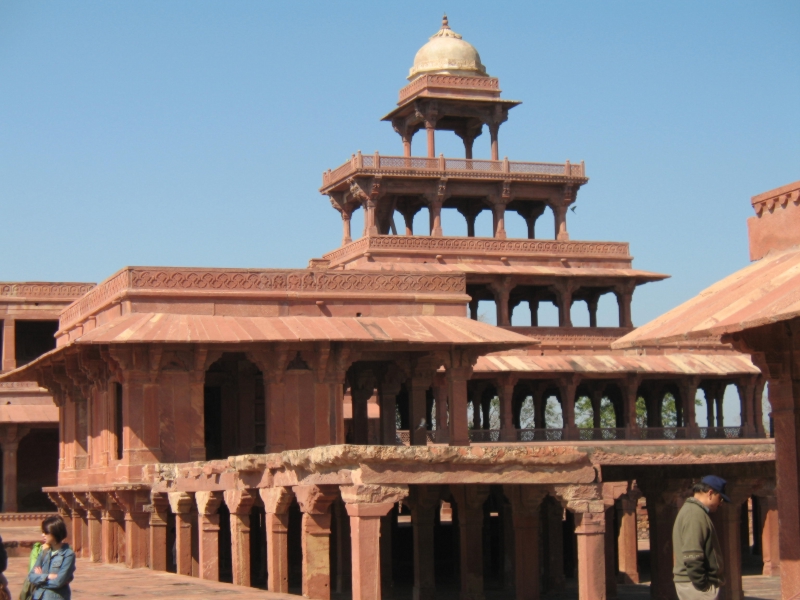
[469,297,479,321]
[195,491,223,580]
[150,492,170,572]
[622,377,641,439]
[294,485,339,600]
[759,496,780,576]
[491,278,514,327]
[409,485,440,600]
[425,122,436,158]
[169,492,195,576]
[711,489,752,600]
[604,507,617,599]
[614,285,634,328]
[553,204,569,241]
[402,133,412,158]
[60,494,83,558]
[379,377,401,446]
[574,511,607,600]
[340,484,409,600]
[767,377,800,597]
[616,495,639,584]
[498,376,517,442]
[102,493,126,565]
[451,485,490,600]
[545,499,565,591]
[737,378,757,437]
[489,123,499,161]
[83,493,104,563]
[504,486,547,600]
[224,489,255,587]
[115,490,150,569]
[429,198,444,237]
[493,202,507,239]
[558,376,579,440]
[679,378,700,436]
[261,486,293,593]
[341,211,352,246]
[552,284,573,328]
[1,318,15,371]
[587,296,599,328]
[448,365,472,446]
[0,424,28,512]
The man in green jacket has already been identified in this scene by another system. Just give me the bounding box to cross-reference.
[672,475,728,599]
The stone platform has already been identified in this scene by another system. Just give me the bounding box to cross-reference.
[1,557,781,600]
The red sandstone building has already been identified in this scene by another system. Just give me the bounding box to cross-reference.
[0,18,780,600]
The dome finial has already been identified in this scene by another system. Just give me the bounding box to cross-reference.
[442,14,450,29]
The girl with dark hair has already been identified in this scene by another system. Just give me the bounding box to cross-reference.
[27,516,76,600]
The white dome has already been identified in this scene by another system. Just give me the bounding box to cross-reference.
[408,16,488,81]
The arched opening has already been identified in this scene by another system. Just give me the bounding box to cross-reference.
[350,204,364,240]
[204,353,266,460]
[16,428,58,511]
[473,209,494,238]
[597,293,619,327]
[544,391,563,430]
[571,301,591,327]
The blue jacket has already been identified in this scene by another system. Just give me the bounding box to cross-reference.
[28,544,76,600]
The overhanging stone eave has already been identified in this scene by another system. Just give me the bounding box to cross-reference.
[380,96,522,122]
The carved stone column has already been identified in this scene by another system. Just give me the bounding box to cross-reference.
[149,492,170,572]
[490,278,514,327]
[261,487,293,593]
[492,201,508,239]
[550,282,574,328]
[616,494,640,584]
[80,492,104,563]
[58,493,83,558]
[195,491,223,580]
[614,283,635,329]
[557,375,579,440]
[341,484,408,600]
[168,492,195,576]
[448,363,473,446]
[504,485,547,600]
[1,318,15,371]
[451,485,490,600]
[550,485,607,600]
[679,377,700,436]
[409,485,440,600]
[759,495,780,576]
[498,375,518,442]
[639,480,687,600]
[737,377,758,437]
[224,489,255,587]
[294,485,339,600]
[101,493,126,564]
[115,489,150,569]
[0,424,29,512]
[433,373,449,443]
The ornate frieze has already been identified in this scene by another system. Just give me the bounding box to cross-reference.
[0,282,94,299]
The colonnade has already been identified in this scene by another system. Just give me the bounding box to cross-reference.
[48,479,778,599]
[467,280,635,328]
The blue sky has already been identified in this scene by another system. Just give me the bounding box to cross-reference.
[1,1,798,332]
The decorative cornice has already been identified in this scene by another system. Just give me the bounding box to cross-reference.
[60,267,466,331]
[399,74,500,103]
[0,282,94,300]
[323,235,630,265]
[751,181,800,216]
[0,381,46,391]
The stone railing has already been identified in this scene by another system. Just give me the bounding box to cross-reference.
[60,267,466,331]
[322,152,586,188]
[323,235,629,265]
[0,282,94,300]
[398,74,500,103]
[454,426,762,443]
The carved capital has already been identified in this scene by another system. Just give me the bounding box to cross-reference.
[293,485,339,515]
[195,491,223,516]
[168,492,195,515]
[223,489,256,515]
[260,486,294,515]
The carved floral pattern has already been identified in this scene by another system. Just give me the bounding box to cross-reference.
[0,283,93,298]
[60,267,465,330]
[323,235,629,264]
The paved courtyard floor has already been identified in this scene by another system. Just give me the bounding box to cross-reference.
[2,556,782,599]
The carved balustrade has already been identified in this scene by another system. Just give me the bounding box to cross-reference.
[321,151,586,190]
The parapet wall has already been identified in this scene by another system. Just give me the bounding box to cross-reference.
[748,180,800,261]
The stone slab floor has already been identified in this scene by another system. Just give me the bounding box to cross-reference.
[1,557,781,599]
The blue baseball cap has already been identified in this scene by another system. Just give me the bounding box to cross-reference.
[700,475,731,502]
